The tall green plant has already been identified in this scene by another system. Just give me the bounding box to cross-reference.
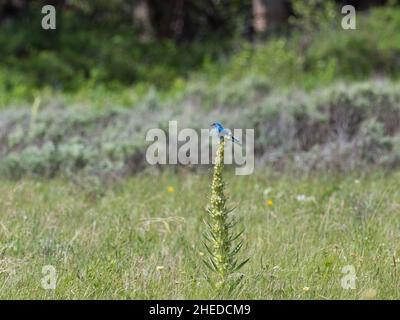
[203,138,249,290]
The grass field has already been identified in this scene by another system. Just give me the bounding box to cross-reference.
[1,169,400,299]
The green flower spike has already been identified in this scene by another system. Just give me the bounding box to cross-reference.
[203,137,249,290]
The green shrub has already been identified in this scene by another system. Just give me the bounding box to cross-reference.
[1,80,400,178]
[3,5,400,108]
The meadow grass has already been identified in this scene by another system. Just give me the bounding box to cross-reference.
[0,169,400,299]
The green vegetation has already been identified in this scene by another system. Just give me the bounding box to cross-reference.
[2,0,400,300]
[2,5,400,108]
[1,81,400,179]
[1,171,399,299]
[204,139,248,289]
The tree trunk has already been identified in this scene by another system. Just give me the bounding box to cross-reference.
[252,0,268,34]
[132,0,154,40]
[252,0,290,35]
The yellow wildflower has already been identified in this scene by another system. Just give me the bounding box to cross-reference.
[360,289,377,300]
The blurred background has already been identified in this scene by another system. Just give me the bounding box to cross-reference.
[0,0,400,179]
[1,0,398,99]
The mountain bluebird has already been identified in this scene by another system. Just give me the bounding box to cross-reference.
[211,122,241,145]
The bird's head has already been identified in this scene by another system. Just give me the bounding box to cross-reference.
[211,122,223,131]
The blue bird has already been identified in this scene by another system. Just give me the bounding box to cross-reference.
[211,122,241,145]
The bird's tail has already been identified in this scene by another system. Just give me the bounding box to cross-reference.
[231,136,242,145]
